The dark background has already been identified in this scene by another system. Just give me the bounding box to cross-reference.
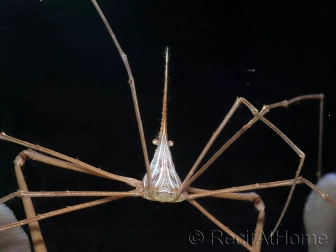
[0,0,335,251]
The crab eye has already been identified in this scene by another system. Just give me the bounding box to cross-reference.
[168,140,174,147]
[152,139,158,145]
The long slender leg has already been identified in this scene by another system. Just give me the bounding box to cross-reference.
[1,150,141,251]
[187,178,336,251]
[0,133,141,187]
[188,187,265,251]
[90,0,152,187]
[186,177,336,207]
[0,195,133,234]
[1,190,140,203]
[181,94,323,189]
[258,95,324,180]
[0,192,18,205]
[22,148,141,186]
[180,95,323,233]
[0,147,140,207]
[187,177,336,237]
[188,199,257,252]
[14,152,47,252]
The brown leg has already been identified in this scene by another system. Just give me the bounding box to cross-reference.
[188,199,257,252]
[187,177,336,239]
[181,95,323,234]
[2,190,140,201]
[188,187,265,251]
[2,150,141,251]
[0,192,18,205]
[90,0,153,187]
[14,152,47,252]
[0,195,132,234]
[180,94,323,191]
[187,177,336,205]
[0,133,141,187]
